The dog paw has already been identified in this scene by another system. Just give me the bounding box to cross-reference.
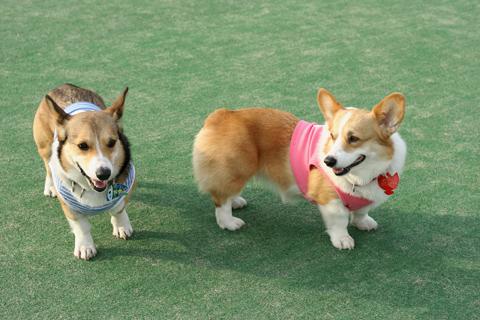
[74,243,97,261]
[44,178,57,197]
[330,234,355,250]
[351,215,378,231]
[232,196,247,209]
[218,217,245,231]
[111,210,133,240]
[113,225,133,240]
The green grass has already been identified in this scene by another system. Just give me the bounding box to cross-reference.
[1,0,479,318]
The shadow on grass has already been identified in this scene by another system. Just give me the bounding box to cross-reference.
[94,181,480,315]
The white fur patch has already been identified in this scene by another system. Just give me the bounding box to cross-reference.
[327,112,362,170]
[317,200,354,250]
[67,215,96,260]
[110,208,133,240]
[85,134,113,181]
[44,176,56,197]
[215,197,245,230]
[320,112,407,205]
[50,139,124,208]
[232,196,247,209]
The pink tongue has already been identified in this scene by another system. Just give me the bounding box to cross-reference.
[93,180,107,188]
[333,168,344,174]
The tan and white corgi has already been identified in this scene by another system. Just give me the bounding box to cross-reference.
[33,84,137,260]
[193,89,406,250]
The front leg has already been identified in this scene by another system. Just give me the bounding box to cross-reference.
[351,207,378,231]
[43,160,56,197]
[66,215,96,260]
[60,199,96,260]
[110,206,133,240]
[318,200,354,250]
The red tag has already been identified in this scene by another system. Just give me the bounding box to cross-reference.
[378,173,399,195]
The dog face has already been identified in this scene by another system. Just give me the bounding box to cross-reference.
[318,89,405,183]
[45,88,129,192]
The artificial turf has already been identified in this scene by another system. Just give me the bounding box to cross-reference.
[1,0,479,318]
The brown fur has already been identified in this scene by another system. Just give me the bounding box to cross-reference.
[193,108,300,207]
[194,90,405,209]
[193,88,406,250]
[34,85,106,198]
[320,90,404,164]
[307,168,339,205]
[33,84,133,219]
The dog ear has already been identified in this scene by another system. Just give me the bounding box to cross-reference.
[107,87,129,121]
[372,93,405,139]
[45,95,71,125]
[317,89,344,122]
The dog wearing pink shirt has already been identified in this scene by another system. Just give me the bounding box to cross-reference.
[193,89,406,250]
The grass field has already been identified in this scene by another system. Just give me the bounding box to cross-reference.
[1,0,479,318]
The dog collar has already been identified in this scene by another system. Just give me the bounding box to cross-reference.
[64,101,102,115]
[53,102,102,141]
[351,172,399,195]
[50,161,135,216]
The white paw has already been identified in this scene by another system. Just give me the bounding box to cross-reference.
[218,217,245,231]
[232,196,247,209]
[111,211,133,240]
[329,231,355,250]
[44,177,57,197]
[113,225,133,240]
[351,215,378,231]
[74,241,97,260]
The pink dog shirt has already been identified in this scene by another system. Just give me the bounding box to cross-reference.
[290,120,373,211]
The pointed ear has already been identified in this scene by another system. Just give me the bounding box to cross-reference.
[107,87,129,121]
[317,89,345,122]
[45,95,71,125]
[372,93,405,139]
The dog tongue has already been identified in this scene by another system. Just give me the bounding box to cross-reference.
[333,168,345,175]
[93,180,107,189]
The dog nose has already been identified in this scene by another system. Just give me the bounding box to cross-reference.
[324,156,337,168]
[96,167,111,181]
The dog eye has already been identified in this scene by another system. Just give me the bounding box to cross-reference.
[78,143,89,150]
[349,136,359,143]
[107,140,116,148]
[330,134,335,141]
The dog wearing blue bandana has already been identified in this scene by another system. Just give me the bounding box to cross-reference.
[33,84,136,260]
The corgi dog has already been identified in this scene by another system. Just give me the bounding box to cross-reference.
[193,89,406,250]
[33,84,136,260]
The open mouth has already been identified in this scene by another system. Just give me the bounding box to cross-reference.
[77,164,108,192]
[332,155,366,176]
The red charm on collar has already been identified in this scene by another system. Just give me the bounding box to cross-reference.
[378,173,399,195]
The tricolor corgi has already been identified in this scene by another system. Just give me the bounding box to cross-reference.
[33,84,137,260]
[193,89,406,250]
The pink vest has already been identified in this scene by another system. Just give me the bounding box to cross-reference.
[289,120,373,211]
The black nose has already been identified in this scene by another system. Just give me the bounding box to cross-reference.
[96,167,111,181]
[324,156,337,168]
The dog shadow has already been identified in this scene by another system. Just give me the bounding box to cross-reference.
[91,181,480,315]
[95,180,329,263]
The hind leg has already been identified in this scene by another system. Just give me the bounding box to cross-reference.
[215,196,246,231]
